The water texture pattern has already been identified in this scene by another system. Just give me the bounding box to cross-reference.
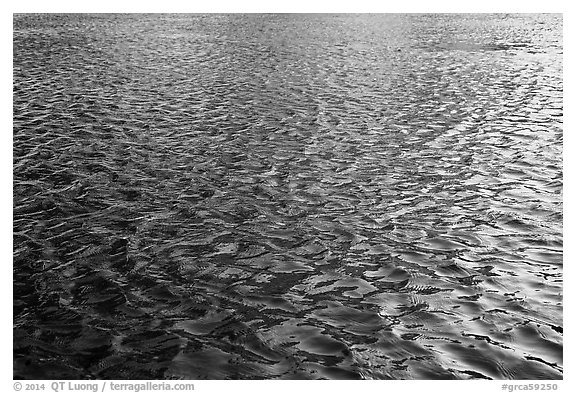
[13,14,562,379]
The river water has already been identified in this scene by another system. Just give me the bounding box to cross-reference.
[13,14,563,379]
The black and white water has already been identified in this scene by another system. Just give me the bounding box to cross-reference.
[13,14,563,379]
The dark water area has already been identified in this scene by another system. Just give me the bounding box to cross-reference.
[13,14,563,380]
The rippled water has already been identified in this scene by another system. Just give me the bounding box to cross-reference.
[13,14,563,380]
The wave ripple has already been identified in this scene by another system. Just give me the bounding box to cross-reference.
[13,14,562,380]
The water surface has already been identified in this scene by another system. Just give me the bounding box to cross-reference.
[13,14,562,379]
